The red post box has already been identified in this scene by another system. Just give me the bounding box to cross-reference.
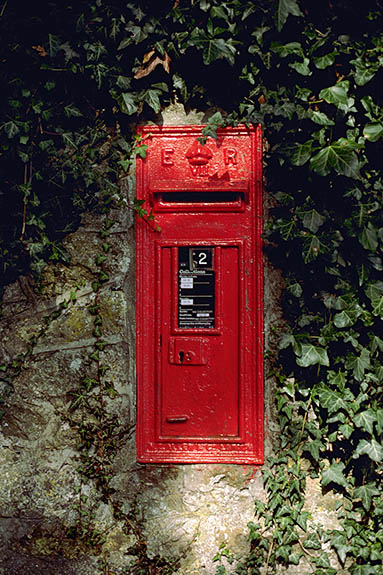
[136,125,263,463]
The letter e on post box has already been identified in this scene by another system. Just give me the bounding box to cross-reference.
[136,125,263,463]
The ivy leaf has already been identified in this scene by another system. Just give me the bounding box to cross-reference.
[354,410,377,435]
[271,41,302,57]
[120,92,138,115]
[314,384,350,413]
[275,0,302,32]
[116,75,131,90]
[314,552,334,569]
[309,110,335,126]
[275,218,296,239]
[331,532,351,564]
[287,283,302,297]
[302,209,325,233]
[366,281,383,302]
[303,531,321,550]
[173,73,188,101]
[95,253,107,266]
[291,140,313,166]
[339,423,353,439]
[135,144,148,159]
[372,297,383,318]
[190,28,237,66]
[363,123,383,142]
[352,349,370,381]
[143,89,161,113]
[64,104,83,118]
[351,58,379,86]
[2,120,20,138]
[48,33,61,58]
[279,333,301,354]
[303,234,322,263]
[296,344,329,367]
[354,484,380,511]
[287,552,302,565]
[274,101,296,119]
[62,132,77,148]
[319,81,349,107]
[242,4,257,21]
[361,95,379,119]
[289,58,311,76]
[333,310,359,328]
[199,111,224,141]
[310,139,360,179]
[314,52,335,69]
[370,335,383,354]
[199,0,210,12]
[118,24,147,49]
[328,370,346,390]
[206,111,223,127]
[203,38,236,66]
[210,6,228,21]
[352,566,378,575]
[322,461,349,489]
[296,512,309,532]
[376,409,383,435]
[303,439,322,460]
[359,223,378,251]
[355,439,383,462]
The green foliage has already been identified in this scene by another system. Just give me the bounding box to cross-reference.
[1,1,383,573]
[248,0,383,568]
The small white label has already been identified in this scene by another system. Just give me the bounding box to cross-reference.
[180,277,193,289]
[197,313,209,317]
[181,298,193,306]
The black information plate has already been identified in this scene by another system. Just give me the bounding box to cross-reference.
[178,247,215,329]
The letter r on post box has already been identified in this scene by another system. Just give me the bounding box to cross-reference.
[136,125,264,464]
[224,147,237,166]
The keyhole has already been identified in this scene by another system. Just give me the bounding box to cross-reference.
[179,351,185,363]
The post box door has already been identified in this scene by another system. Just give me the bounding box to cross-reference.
[160,245,240,440]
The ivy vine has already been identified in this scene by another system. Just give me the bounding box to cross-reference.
[1,1,383,574]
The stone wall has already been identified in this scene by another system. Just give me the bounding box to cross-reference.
[0,105,342,575]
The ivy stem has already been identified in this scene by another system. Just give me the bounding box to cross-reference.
[299,400,310,443]
[265,539,274,571]
[20,164,28,241]
[298,539,315,558]
[20,160,32,242]
[0,1,7,17]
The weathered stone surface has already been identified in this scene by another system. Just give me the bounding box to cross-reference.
[137,465,265,574]
[0,313,42,361]
[0,276,30,317]
[42,261,94,300]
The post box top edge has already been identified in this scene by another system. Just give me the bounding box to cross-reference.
[137,124,261,137]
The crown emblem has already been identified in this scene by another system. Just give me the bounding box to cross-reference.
[185,140,213,166]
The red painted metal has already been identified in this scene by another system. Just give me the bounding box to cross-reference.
[136,125,264,464]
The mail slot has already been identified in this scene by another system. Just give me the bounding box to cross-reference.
[136,125,264,463]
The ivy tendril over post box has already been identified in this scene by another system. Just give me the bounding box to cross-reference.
[136,125,263,464]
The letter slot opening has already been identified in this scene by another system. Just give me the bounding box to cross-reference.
[153,191,245,211]
[160,192,243,204]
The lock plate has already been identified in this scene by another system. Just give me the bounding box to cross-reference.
[169,337,208,365]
